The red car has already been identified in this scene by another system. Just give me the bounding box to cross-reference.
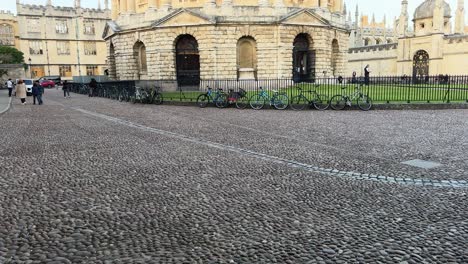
[40,80,56,88]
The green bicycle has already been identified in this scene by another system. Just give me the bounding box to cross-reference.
[290,85,330,111]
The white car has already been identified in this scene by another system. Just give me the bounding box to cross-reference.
[16,79,34,96]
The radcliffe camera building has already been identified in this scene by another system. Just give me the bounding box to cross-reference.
[16,0,111,79]
[104,0,350,85]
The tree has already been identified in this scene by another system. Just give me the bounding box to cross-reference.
[0,46,24,64]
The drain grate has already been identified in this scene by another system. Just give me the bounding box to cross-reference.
[401,159,442,169]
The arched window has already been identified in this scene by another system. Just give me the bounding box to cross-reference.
[0,24,14,46]
[109,43,117,79]
[386,39,392,44]
[331,39,339,77]
[133,41,147,74]
[237,36,257,80]
[375,38,382,45]
[364,38,370,46]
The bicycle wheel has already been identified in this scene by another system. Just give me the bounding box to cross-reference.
[249,94,265,110]
[330,95,346,110]
[197,94,209,108]
[153,93,163,105]
[273,94,289,110]
[215,94,228,108]
[313,94,330,111]
[357,95,372,111]
[235,96,249,109]
[290,95,308,111]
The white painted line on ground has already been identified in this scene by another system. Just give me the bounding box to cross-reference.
[73,107,468,189]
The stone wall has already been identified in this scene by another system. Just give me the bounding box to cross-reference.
[347,43,398,76]
[0,64,25,84]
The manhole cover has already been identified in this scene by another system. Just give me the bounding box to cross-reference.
[401,159,442,169]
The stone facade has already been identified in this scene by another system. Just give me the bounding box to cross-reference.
[347,0,468,77]
[0,11,20,49]
[15,0,111,80]
[0,64,25,84]
[105,0,349,85]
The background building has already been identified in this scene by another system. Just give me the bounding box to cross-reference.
[105,0,350,86]
[16,0,111,80]
[0,11,20,50]
[348,0,468,77]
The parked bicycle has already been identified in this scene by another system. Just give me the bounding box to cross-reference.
[131,86,150,104]
[290,85,330,110]
[147,86,163,105]
[196,86,227,108]
[227,88,249,109]
[330,84,372,111]
[249,87,289,110]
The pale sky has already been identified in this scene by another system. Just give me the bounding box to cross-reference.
[3,0,468,27]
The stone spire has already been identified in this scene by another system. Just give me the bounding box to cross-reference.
[104,0,109,10]
[455,0,466,34]
[433,0,445,32]
[343,2,347,16]
[46,0,52,6]
[348,11,352,24]
[355,5,359,28]
[75,0,81,8]
[398,0,408,37]
[98,0,101,10]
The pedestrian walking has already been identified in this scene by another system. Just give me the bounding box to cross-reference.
[63,80,70,98]
[32,81,40,105]
[16,79,27,105]
[89,78,98,97]
[36,81,44,105]
[6,78,13,97]
[364,64,371,86]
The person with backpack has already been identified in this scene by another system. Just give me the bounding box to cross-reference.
[62,80,70,98]
[32,81,41,105]
[89,78,98,97]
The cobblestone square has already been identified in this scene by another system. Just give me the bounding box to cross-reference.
[0,90,467,263]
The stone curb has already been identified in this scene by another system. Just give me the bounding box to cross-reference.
[0,94,12,115]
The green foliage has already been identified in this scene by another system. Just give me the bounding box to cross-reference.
[0,46,24,64]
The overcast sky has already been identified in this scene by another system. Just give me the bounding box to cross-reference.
[4,0,468,27]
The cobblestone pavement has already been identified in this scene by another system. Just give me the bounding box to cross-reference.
[0,89,467,263]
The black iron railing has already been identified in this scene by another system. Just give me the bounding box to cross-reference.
[68,75,468,104]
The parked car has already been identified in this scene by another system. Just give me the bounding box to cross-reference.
[40,79,56,88]
[38,75,61,85]
[16,79,33,96]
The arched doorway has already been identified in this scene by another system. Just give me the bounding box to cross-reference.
[293,34,315,83]
[412,50,429,83]
[175,35,200,86]
[237,36,257,80]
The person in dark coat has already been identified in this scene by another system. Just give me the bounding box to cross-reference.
[62,80,70,98]
[364,64,371,86]
[89,78,98,97]
[32,81,40,105]
[37,81,44,105]
[351,71,357,84]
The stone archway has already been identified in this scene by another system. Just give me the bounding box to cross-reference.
[175,34,200,87]
[412,50,429,83]
[293,33,314,83]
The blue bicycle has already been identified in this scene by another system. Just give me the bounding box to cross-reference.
[196,86,228,108]
[249,87,289,110]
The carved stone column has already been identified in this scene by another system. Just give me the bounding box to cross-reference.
[127,0,136,13]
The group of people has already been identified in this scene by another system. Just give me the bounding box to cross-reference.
[11,78,44,105]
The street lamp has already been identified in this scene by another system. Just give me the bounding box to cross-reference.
[28,58,32,78]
